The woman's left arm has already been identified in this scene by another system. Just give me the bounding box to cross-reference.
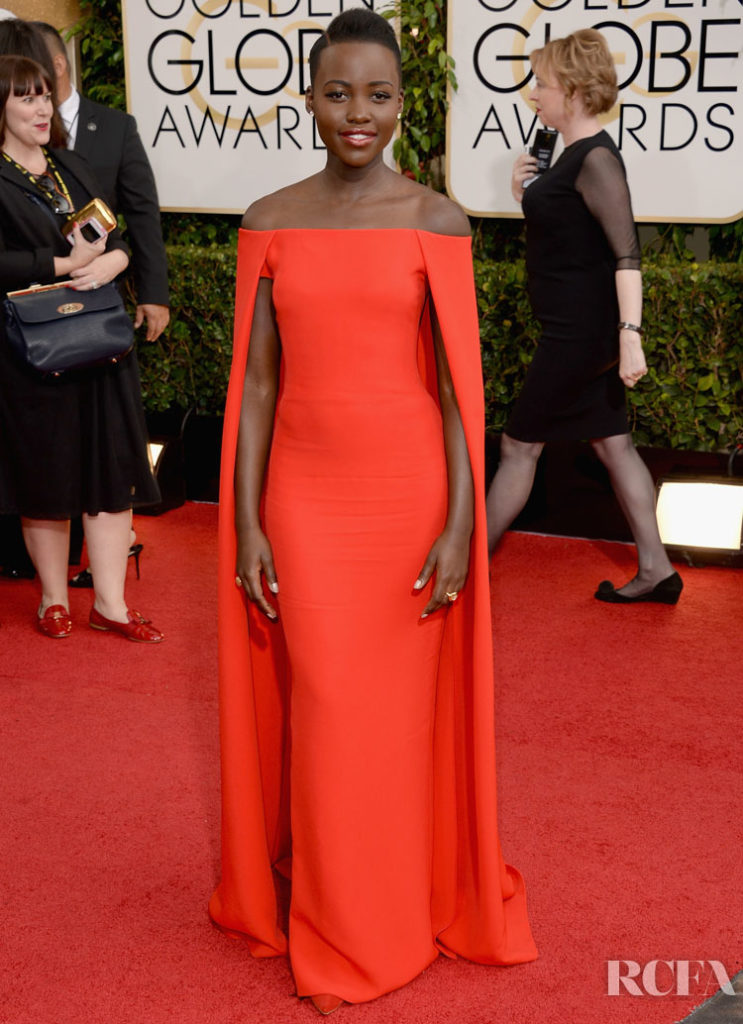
[615,268,646,388]
[578,147,646,388]
[68,201,130,290]
[68,247,129,290]
[414,295,474,618]
[68,230,129,290]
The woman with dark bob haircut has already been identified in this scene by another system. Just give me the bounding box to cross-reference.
[486,29,682,605]
[210,7,536,1014]
[0,18,66,147]
[0,55,163,642]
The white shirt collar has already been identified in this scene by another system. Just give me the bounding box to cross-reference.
[58,86,81,148]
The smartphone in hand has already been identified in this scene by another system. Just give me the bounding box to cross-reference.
[523,127,559,188]
[62,198,117,245]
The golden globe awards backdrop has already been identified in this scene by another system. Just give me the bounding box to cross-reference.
[122,0,393,213]
[447,0,742,221]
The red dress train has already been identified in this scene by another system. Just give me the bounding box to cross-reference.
[209,228,537,1003]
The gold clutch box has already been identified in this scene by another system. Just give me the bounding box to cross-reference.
[62,197,117,242]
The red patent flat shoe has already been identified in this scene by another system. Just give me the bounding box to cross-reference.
[37,604,72,639]
[89,606,164,643]
[309,995,344,1015]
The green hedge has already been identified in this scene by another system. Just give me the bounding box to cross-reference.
[137,247,743,452]
[477,256,743,450]
[133,247,235,416]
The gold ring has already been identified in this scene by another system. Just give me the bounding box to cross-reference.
[445,591,459,602]
[235,576,242,587]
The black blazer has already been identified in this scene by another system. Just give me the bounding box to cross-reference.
[0,148,128,300]
[74,96,169,307]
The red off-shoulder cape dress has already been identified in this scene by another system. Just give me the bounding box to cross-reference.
[210,228,537,1004]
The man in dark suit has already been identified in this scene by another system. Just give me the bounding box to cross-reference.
[35,21,169,341]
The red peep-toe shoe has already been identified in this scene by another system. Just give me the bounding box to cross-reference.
[89,606,164,643]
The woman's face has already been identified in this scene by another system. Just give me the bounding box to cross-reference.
[3,85,52,150]
[528,64,567,130]
[306,41,402,169]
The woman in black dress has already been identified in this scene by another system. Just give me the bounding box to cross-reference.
[486,29,681,604]
[0,56,163,640]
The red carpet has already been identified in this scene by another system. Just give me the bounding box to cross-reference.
[1,503,741,1024]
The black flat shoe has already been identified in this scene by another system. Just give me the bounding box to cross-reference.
[69,544,143,589]
[595,571,683,605]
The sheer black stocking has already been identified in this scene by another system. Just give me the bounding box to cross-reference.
[485,434,544,559]
[591,433,674,595]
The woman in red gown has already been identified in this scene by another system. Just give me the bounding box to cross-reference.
[210,10,537,1013]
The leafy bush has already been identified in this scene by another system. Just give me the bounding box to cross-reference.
[476,256,743,450]
[637,260,743,449]
[140,247,743,452]
[134,247,236,414]
[383,0,455,188]
[69,0,126,110]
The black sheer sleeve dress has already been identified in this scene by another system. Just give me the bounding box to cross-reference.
[505,130,641,443]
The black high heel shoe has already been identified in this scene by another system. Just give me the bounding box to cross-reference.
[594,571,683,605]
[69,543,144,588]
[129,543,143,580]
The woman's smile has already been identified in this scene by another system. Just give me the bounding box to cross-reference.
[339,129,377,146]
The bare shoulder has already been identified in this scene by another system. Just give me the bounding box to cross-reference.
[241,193,284,231]
[241,178,318,230]
[416,187,470,238]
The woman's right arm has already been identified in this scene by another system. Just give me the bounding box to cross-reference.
[234,276,282,621]
[511,150,539,203]
[53,222,108,279]
[0,221,105,292]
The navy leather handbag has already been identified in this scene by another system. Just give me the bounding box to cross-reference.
[4,280,133,375]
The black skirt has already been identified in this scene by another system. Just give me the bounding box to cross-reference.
[505,333,628,443]
[0,337,159,519]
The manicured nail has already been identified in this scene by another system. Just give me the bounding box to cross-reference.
[269,581,279,593]
[420,613,428,619]
[413,579,423,589]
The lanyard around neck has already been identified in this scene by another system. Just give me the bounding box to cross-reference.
[1,148,73,213]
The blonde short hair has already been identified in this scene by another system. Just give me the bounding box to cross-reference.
[530,29,618,115]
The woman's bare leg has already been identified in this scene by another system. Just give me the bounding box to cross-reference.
[486,433,545,559]
[591,433,674,596]
[84,510,130,622]
[21,518,70,615]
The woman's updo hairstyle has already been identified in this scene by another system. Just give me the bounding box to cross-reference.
[308,9,401,86]
[531,29,618,115]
